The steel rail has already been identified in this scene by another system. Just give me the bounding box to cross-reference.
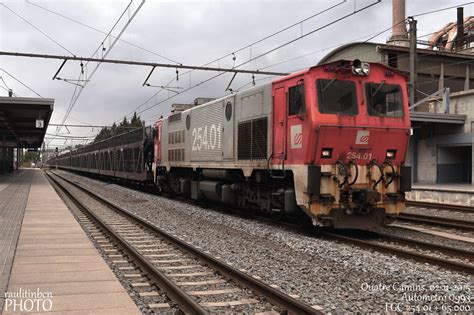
[46,172,208,314]
[48,171,321,315]
[321,231,474,275]
[391,213,474,231]
[406,201,474,214]
[358,230,474,260]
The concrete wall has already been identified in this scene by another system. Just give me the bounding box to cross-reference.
[439,90,474,132]
[407,188,474,206]
[444,90,474,183]
[416,139,437,183]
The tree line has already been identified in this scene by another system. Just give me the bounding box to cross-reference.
[94,112,144,143]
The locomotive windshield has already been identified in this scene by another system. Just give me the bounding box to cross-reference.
[316,79,358,115]
[365,82,404,117]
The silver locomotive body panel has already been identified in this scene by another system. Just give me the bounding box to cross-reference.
[161,83,273,171]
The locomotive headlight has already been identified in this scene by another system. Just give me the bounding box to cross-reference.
[321,148,333,159]
[352,59,370,76]
[362,63,370,75]
[386,149,397,159]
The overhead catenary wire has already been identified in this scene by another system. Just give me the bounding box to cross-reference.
[45,133,96,139]
[261,2,474,75]
[43,1,473,143]
[413,1,474,17]
[49,123,143,129]
[0,2,75,56]
[115,0,349,123]
[145,0,473,122]
[0,85,20,97]
[0,68,43,97]
[25,0,183,65]
[260,1,474,72]
[124,0,382,121]
[58,0,135,128]
[55,0,146,136]
[0,51,288,76]
[0,76,10,90]
[237,1,381,69]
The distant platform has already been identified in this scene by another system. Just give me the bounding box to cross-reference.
[407,183,474,206]
[0,169,140,314]
[412,183,474,193]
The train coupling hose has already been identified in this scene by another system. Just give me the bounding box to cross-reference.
[336,160,349,188]
[369,159,384,190]
[348,160,358,187]
[383,159,396,188]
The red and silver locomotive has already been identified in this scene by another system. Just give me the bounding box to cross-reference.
[154,60,411,228]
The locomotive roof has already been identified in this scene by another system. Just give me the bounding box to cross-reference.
[272,60,407,84]
[160,60,407,122]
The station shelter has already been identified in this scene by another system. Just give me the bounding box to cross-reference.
[0,96,54,173]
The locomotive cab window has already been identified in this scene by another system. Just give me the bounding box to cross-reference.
[317,79,358,115]
[365,82,403,117]
[288,82,306,116]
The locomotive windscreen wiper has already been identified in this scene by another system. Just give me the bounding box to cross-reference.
[371,80,385,97]
[321,76,337,92]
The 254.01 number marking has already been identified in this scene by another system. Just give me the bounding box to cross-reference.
[346,151,373,161]
[192,123,221,151]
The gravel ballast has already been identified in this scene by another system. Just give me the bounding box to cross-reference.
[57,170,472,313]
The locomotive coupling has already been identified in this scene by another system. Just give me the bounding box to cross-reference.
[351,189,381,214]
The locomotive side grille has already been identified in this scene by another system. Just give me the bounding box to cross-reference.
[252,117,268,159]
[238,117,267,160]
[169,112,182,123]
[168,130,185,144]
[168,148,185,161]
[238,121,252,160]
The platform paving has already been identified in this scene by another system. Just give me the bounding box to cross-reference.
[1,169,140,314]
[0,170,32,311]
[412,183,474,193]
[407,183,474,206]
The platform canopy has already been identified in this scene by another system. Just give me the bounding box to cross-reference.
[410,112,467,124]
[0,96,54,148]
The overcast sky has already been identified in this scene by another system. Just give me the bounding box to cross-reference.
[1,0,472,148]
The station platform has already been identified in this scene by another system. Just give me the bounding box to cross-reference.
[407,183,474,206]
[0,169,140,314]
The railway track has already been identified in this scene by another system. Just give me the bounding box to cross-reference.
[46,171,321,315]
[391,213,474,231]
[406,201,474,214]
[320,230,474,275]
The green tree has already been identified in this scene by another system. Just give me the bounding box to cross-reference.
[93,112,143,143]
[21,150,40,167]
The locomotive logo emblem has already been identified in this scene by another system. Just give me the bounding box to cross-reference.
[355,130,370,145]
[290,124,303,149]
